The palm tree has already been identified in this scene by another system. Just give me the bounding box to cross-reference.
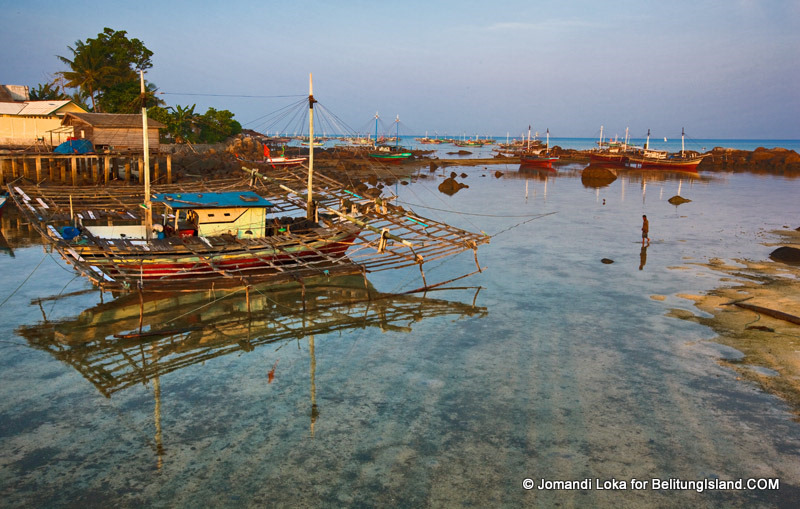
[168,104,199,143]
[57,41,118,112]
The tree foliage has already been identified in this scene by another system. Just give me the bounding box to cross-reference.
[28,81,68,101]
[56,28,155,112]
[38,27,242,144]
[149,104,241,144]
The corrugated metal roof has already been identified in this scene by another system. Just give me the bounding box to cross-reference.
[0,103,26,115]
[153,192,274,209]
[63,112,165,128]
[18,100,74,115]
[0,100,79,116]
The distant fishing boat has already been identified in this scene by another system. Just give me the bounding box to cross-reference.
[370,114,412,162]
[520,126,559,169]
[627,128,705,172]
[589,126,629,166]
[369,151,413,162]
[236,145,307,167]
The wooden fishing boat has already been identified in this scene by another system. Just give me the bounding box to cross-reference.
[47,190,360,285]
[368,151,412,162]
[8,74,490,292]
[588,126,629,165]
[519,126,559,169]
[627,128,705,172]
[0,191,7,218]
[369,114,412,162]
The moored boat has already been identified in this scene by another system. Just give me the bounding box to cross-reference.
[7,74,490,293]
[627,128,705,172]
[519,126,559,169]
[589,126,630,166]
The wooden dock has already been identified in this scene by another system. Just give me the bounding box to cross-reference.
[0,152,173,186]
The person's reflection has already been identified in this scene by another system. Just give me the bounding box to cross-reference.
[639,244,648,270]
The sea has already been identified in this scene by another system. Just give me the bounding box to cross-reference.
[1,145,799,506]
[301,135,800,156]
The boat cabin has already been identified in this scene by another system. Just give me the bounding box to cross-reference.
[153,191,274,239]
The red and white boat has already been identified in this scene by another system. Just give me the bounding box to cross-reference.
[520,126,559,169]
[627,128,705,172]
[589,126,630,166]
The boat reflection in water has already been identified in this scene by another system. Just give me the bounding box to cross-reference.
[18,276,486,397]
[17,275,486,464]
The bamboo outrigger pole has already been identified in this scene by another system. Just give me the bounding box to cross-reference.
[307,73,316,221]
[140,70,153,240]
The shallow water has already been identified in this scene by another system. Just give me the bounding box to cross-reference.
[1,166,799,507]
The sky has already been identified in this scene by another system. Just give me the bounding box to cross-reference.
[3,0,799,140]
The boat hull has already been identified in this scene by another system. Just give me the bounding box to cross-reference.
[59,228,360,288]
[589,152,628,166]
[369,152,412,163]
[519,155,559,168]
[630,156,703,172]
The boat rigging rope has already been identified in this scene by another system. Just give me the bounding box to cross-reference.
[394,199,553,218]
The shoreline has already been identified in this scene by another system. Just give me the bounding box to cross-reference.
[668,229,800,419]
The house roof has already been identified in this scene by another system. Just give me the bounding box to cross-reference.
[152,192,274,209]
[62,112,165,129]
[0,100,83,116]
[0,103,26,115]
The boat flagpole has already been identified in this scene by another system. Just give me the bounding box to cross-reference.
[140,70,152,240]
[307,73,316,221]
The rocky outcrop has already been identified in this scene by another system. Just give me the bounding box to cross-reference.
[699,147,800,174]
[769,246,800,265]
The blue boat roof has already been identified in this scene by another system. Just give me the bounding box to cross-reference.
[152,191,274,209]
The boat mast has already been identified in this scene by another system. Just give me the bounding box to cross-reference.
[546,128,550,153]
[395,115,399,148]
[681,127,685,157]
[374,112,379,148]
[624,127,629,150]
[599,125,604,148]
[645,129,651,150]
[307,74,316,221]
[527,125,531,150]
[140,71,152,240]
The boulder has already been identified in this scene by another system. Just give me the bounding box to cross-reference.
[668,195,691,205]
[438,177,469,196]
[769,246,800,265]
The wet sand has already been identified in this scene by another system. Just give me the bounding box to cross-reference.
[668,228,800,418]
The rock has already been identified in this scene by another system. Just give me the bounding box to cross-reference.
[438,177,469,196]
[494,171,503,178]
[769,246,800,265]
[668,195,691,205]
[601,258,614,264]
[581,165,617,188]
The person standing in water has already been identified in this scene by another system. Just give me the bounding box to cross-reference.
[642,215,650,246]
